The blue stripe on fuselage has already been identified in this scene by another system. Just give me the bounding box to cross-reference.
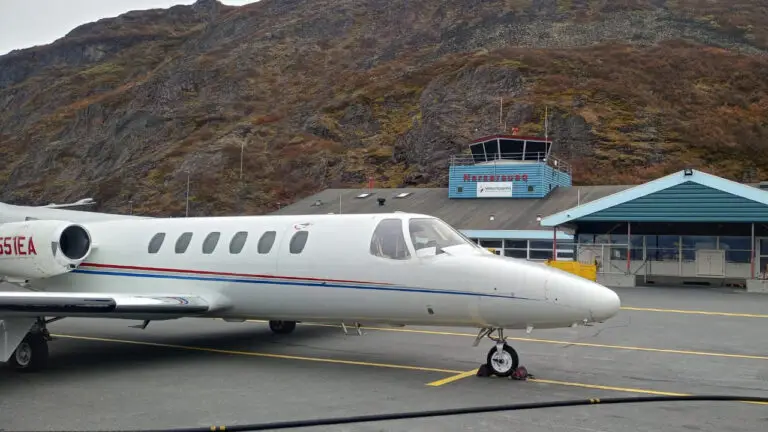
[70,269,537,301]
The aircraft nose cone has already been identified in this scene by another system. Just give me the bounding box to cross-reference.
[590,285,621,322]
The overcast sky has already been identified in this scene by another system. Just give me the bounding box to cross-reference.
[0,0,258,56]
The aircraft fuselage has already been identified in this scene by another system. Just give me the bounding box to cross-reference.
[21,213,619,330]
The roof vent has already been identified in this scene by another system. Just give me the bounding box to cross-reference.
[394,192,412,199]
[311,199,323,207]
[356,193,372,199]
[759,181,768,190]
[377,197,386,206]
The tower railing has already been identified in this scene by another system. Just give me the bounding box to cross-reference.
[449,152,572,175]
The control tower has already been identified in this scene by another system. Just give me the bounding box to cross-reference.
[448,134,572,199]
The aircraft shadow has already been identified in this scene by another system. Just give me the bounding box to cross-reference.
[0,325,337,383]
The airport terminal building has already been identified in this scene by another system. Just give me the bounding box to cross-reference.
[271,134,768,292]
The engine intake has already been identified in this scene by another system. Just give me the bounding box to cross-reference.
[59,224,91,261]
[0,220,93,280]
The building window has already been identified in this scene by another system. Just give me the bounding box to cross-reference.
[202,232,221,254]
[504,239,527,259]
[289,231,309,254]
[479,239,502,249]
[148,233,165,254]
[529,250,553,260]
[680,236,717,261]
[529,240,553,261]
[504,249,527,259]
[229,231,248,254]
[258,231,277,254]
[646,235,679,261]
[607,235,643,261]
[370,218,410,260]
[505,240,527,249]
[718,236,752,263]
[175,232,193,253]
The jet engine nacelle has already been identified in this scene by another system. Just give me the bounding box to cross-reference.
[0,220,92,279]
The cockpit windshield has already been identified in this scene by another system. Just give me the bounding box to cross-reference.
[408,218,479,254]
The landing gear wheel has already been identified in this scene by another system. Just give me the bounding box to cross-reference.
[8,333,49,372]
[486,344,519,377]
[269,320,296,334]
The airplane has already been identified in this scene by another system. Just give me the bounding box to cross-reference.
[0,199,621,377]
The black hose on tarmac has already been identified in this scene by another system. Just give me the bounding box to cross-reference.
[15,395,768,432]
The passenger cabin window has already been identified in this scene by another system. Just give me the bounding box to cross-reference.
[202,232,221,254]
[258,231,277,254]
[370,218,410,260]
[148,233,166,254]
[175,232,193,254]
[229,231,248,254]
[409,218,474,255]
[289,231,309,254]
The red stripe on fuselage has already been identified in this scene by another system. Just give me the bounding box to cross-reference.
[78,262,394,286]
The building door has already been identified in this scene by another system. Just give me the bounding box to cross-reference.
[695,249,725,276]
[757,238,768,278]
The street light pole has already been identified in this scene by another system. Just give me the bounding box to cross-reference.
[240,142,244,180]
[185,172,190,217]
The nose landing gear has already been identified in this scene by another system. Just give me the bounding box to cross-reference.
[474,327,519,377]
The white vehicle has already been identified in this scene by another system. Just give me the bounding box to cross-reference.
[0,200,620,377]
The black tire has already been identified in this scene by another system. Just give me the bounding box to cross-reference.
[486,344,519,377]
[8,333,49,372]
[269,320,297,334]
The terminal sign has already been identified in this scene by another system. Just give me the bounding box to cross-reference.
[463,174,528,182]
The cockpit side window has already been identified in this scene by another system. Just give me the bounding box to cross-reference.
[409,218,476,253]
[370,218,411,260]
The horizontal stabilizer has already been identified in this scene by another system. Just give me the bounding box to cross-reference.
[0,292,214,319]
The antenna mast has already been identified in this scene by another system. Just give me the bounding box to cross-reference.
[544,106,552,160]
[499,96,503,130]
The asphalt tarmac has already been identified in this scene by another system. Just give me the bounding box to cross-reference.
[1,285,767,432]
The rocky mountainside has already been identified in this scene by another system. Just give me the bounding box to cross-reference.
[1,0,767,216]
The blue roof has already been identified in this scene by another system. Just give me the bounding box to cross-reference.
[461,229,574,241]
[540,169,768,226]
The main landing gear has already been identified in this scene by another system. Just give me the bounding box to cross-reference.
[268,320,297,334]
[4,317,56,373]
[474,327,520,377]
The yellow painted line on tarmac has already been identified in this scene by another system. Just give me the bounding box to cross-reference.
[426,369,479,387]
[54,333,768,405]
[246,321,768,362]
[620,306,768,318]
[529,379,768,406]
[429,373,768,406]
[427,369,693,392]
[51,334,463,374]
[529,378,689,396]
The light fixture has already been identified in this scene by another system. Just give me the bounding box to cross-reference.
[536,214,542,222]
[489,215,495,221]
[684,168,693,176]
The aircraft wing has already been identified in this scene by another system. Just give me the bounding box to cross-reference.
[0,291,221,319]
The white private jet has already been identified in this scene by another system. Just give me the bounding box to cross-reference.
[0,199,621,377]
